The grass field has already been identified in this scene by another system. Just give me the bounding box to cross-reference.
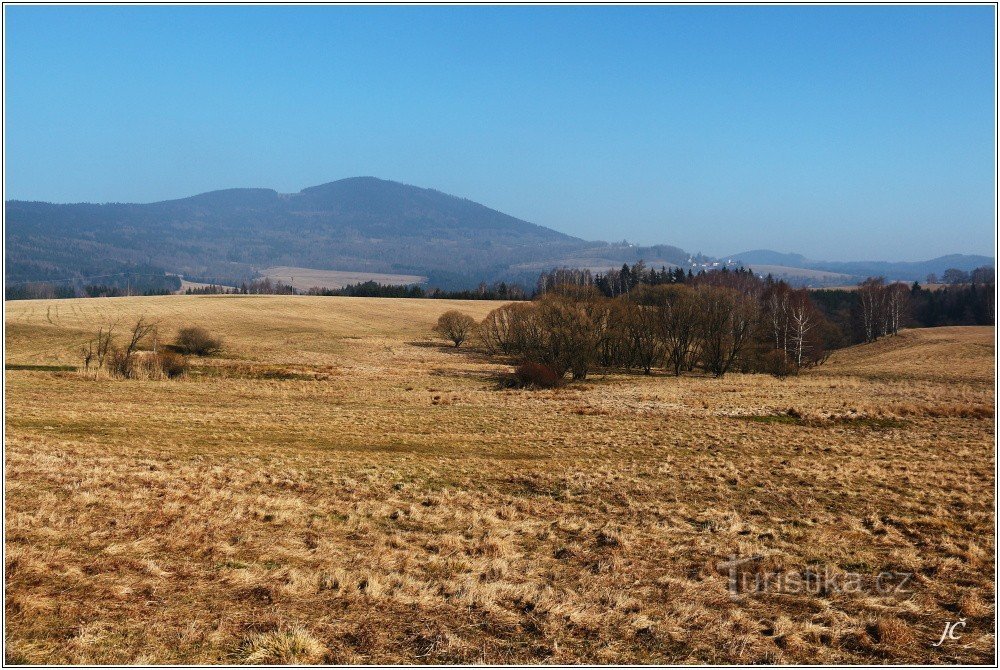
[260,267,427,292]
[4,295,995,664]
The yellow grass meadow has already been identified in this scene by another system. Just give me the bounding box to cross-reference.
[4,294,996,664]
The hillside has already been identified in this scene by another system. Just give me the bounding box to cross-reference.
[729,249,993,282]
[7,180,990,292]
[819,325,995,384]
[6,177,687,290]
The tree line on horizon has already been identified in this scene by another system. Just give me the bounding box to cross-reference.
[5,261,993,343]
[181,278,529,300]
[537,262,994,345]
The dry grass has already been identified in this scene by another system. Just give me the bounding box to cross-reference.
[4,296,995,664]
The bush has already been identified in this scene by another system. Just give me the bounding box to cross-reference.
[760,349,797,378]
[104,348,188,379]
[175,326,223,356]
[500,362,564,389]
[433,310,477,347]
[154,350,189,378]
[107,348,134,378]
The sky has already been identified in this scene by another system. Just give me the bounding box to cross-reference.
[4,5,996,261]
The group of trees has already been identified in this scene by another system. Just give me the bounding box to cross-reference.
[7,276,181,300]
[910,282,994,327]
[469,271,836,382]
[306,280,529,300]
[812,274,994,344]
[184,278,305,295]
[80,317,187,380]
[307,281,426,298]
[926,266,994,286]
[536,262,693,297]
[184,278,531,300]
[856,278,912,343]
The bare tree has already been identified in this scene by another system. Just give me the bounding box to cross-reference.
[80,340,95,372]
[480,304,529,355]
[857,277,887,343]
[95,322,117,370]
[787,289,819,367]
[535,293,604,380]
[884,282,910,336]
[125,316,158,357]
[970,266,995,285]
[634,285,700,376]
[434,310,477,347]
[696,286,759,377]
[942,268,970,285]
[764,282,792,355]
[620,299,663,374]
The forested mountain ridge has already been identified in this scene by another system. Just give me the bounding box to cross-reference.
[6,177,628,289]
[7,176,990,292]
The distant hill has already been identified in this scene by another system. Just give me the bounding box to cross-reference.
[729,249,993,283]
[728,249,810,267]
[6,178,990,292]
[6,177,687,290]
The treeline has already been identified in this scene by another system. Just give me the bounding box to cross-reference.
[812,277,994,345]
[308,280,529,300]
[478,271,836,381]
[537,262,692,297]
[926,266,994,285]
[188,279,531,300]
[6,272,181,300]
[541,262,994,346]
[184,277,297,295]
[305,281,426,298]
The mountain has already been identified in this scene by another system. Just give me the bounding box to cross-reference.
[7,178,989,293]
[728,249,994,283]
[8,177,652,289]
[811,254,995,281]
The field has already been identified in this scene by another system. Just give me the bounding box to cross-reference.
[260,267,426,291]
[814,283,953,292]
[4,295,995,664]
[740,264,853,284]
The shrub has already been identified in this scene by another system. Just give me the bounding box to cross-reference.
[105,348,188,379]
[434,310,477,347]
[480,303,530,355]
[154,350,189,378]
[107,348,134,378]
[500,362,564,389]
[175,326,223,356]
[760,349,797,378]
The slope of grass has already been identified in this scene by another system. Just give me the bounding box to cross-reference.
[4,297,995,664]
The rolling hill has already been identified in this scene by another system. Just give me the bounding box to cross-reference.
[5,177,687,290]
[729,249,993,283]
[5,178,990,292]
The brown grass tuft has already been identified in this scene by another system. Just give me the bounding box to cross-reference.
[870,618,914,647]
[238,627,326,664]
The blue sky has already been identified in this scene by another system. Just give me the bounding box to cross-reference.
[4,5,995,260]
